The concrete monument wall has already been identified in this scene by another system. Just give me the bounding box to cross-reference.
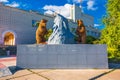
[17,44,108,69]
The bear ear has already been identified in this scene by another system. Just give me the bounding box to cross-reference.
[45,19,48,22]
[76,20,79,23]
[77,19,83,23]
[41,19,48,23]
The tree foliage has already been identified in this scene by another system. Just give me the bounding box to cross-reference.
[86,36,97,44]
[44,29,53,41]
[99,0,120,63]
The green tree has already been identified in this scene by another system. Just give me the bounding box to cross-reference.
[99,0,120,63]
[86,36,97,44]
[44,29,53,41]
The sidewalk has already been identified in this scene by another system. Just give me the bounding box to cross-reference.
[0,56,16,68]
[0,57,120,80]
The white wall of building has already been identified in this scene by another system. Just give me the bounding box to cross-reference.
[0,4,54,45]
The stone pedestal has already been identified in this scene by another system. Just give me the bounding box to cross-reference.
[17,44,108,69]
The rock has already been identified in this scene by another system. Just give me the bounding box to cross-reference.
[0,67,12,77]
[48,14,75,44]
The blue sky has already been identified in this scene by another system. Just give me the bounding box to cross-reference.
[0,0,107,30]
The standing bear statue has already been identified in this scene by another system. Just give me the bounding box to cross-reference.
[76,20,86,44]
[36,19,48,44]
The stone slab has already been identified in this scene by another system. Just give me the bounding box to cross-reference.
[0,67,12,77]
[17,44,108,69]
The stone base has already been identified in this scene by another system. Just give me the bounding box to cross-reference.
[17,44,108,69]
[0,67,12,77]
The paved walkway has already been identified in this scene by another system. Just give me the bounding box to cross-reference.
[0,57,16,68]
[0,57,120,80]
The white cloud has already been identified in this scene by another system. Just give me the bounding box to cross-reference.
[0,0,8,3]
[67,0,86,3]
[44,10,54,15]
[43,4,72,18]
[94,24,100,27]
[6,2,20,7]
[73,0,83,3]
[87,0,98,10]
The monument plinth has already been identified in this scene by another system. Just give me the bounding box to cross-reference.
[17,44,108,69]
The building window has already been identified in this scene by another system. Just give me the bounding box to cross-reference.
[87,30,89,34]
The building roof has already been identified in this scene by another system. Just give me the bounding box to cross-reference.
[0,3,54,18]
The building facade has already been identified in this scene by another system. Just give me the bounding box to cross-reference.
[0,3,100,45]
[70,4,100,38]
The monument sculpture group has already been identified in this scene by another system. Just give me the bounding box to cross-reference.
[17,13,108,69]
[36,14,86,44]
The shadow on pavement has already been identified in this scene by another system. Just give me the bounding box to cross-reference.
[89,69,116,80]
[8,66,24,74]
[89,63,120,80]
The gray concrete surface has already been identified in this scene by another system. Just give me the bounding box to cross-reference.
[0,57,120,80]
[17,44,108,69]
[1,69,120,80]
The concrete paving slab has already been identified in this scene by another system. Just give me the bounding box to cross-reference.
[39,69,111,80]
[10,74,47,80]
[0,69,32,80]
[97,69,120,80]
[30,69,55,73]
[0,69,120,80]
